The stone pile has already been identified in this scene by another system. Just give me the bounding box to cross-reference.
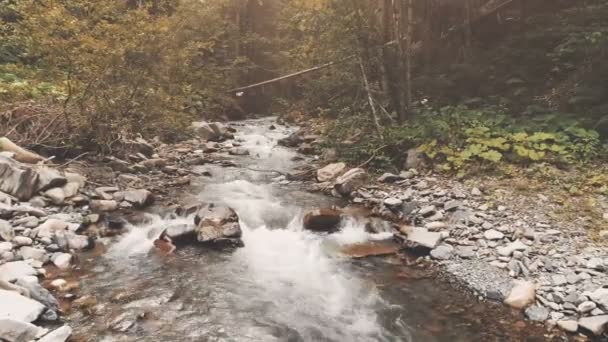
[307,163,608,337]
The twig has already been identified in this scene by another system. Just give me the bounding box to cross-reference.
[356,145,389,169]
[53,152,90,168]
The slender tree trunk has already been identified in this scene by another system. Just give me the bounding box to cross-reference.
[359,59,383,140]
[393,0,407,122]
[405,0,413,110]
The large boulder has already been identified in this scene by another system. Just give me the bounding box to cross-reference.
[334,168,368,196]
[0,156,40,200]
[316,163,347,182]
[0,289,45,323]
[192,122,231,142]
[194,204,243,247]
[0,138,44,164]
[278,131,303,147]
[15,278,59,313]
[303,208,342,232]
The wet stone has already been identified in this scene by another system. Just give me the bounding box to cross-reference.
[524,306,550,322]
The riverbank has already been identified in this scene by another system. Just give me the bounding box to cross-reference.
[281,119,608,338]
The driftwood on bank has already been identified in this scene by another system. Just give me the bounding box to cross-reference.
[0,137,45,164]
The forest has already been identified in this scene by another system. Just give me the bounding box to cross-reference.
[1,0,607,177]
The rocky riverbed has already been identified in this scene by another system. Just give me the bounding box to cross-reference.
[0,116,602,341]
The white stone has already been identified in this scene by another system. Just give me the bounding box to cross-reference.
[590,288,608,309]
[504,280,535,309]
[49,279,67,290]
[578,301,597,313]
[0,289,45,322]
[11,236,32,247]
[90,200,118,212]
[51,253,72,270]
[0,261,37,282]
[44,188,65,205]
[556,320,578,333]
[0,242,12,254]
[38,325,72,342]
[425,221,447,231]
[0,219,14,241]
[383,198,403,207]
[36,219,68,239]
[484,229,504,240]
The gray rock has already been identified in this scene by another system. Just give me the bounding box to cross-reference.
[0,156,40,200]
[484,229,504,240]
[18,247,47,263]
[497,240,527,256]
[377,173,404,183]
[44,188,65,205]
[36,167,67,193]
[525,305,550,322]
[425,221,447,231]
[444,200,462,211]
[578,301,597,313]
[228,147,250,156]
[0,289,45,322]
[90,200,118,212]
[12,236,32,247]
[0,261,37,282]
[36,219,68,239]
[334,168,367,196]
[404,148,425,170]
[471,187,482,196]
[418,205,436,217]
[12,216,38,229]
[455,246,476,259]
[38,325,72,342]
[430,245,454,260]
[383,198,403,207]
[51,253,71,270]
[0,318,45,342]
[552,274,567,286]
[0,219,13,241]
[195,205,242,245]
[115,189,153,208]
[15,277,59,312]
[590,287,608,310]
[578,315,608,336]
[317,163,347,182]
[406,227,442,249]
[556,320,578,333]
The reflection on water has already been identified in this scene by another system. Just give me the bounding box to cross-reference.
[68,118,557,342]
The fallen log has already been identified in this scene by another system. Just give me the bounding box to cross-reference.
[0,137,45,164]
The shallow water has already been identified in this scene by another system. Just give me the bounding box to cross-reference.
[67,118,558,341]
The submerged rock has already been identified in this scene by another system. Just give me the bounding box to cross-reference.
[303,208,342,232]
[339,239,400,258]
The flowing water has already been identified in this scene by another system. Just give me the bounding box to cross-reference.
[67,118,555,341]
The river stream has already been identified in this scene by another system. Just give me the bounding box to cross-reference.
[66,118,553,341]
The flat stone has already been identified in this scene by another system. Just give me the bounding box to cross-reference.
[38,325,72,342]
[578,301,597,313]
[115,189,153,208]
[90,200,118,212]
[317,163,347,182]
[425,221,447,231]
[0,318,46,342]
[484,229,504,240]
[504,280,536,309]
[377,173,404,183]
[36,219,68,239]
[578,315,608,336]
[525,305,550,322]
[383,198,403,207]
[497,240,527,257]
[12,236,32,247]
[0,261,36,282]
[0,289,45,322]
[406,227,442,249]
[418,205,436,217]
[443,200,462,211]
[455,246,476,259]
[552,274,568,286]
[589,287,608,310]
[557,320,578,333]
[0,219,13,241]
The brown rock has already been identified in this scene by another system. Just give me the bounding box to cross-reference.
[303,208,342,232]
